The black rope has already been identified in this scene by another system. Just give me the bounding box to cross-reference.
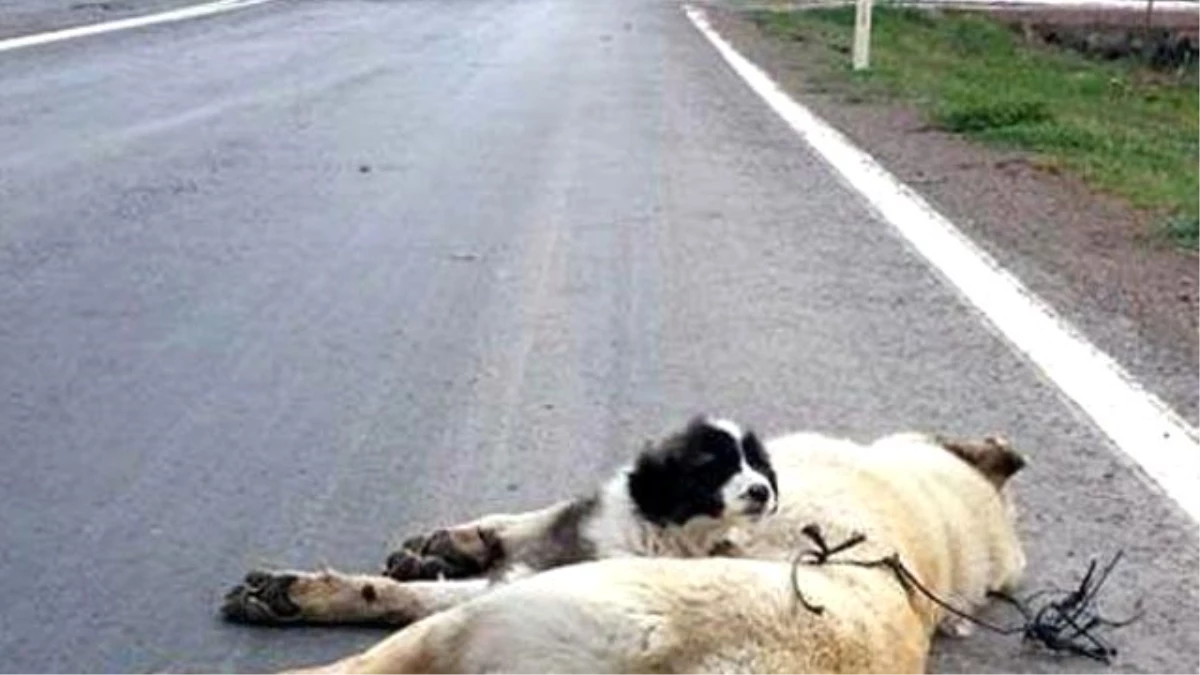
[788,524,870,614]
[789,524,1141,665]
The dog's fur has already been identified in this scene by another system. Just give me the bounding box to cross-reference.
[226,426,1026,674]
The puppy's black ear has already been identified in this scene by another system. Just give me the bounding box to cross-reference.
[627,442,681,526]
[940,436,1026,489]
[741,431,778,494]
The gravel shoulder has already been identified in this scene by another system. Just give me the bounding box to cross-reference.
[706,3,1200,424]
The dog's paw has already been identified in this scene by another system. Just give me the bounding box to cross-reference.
[383,548,443,581]
[383,528,494,581]
[221,571,303,624]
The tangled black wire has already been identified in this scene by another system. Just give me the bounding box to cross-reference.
[788,524,1142,665]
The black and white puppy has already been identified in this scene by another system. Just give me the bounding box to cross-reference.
[386,415,779,583]
[223,416,781,627]
[611,416,778,554]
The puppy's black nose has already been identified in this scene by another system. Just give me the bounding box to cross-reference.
[744,484,771,504]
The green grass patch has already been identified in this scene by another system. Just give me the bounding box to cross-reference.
[936,99,1052,132]
[1163,213,1200,248]
[747,6,1199,248]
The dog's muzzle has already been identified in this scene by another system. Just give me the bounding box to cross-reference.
[741,484,776,518]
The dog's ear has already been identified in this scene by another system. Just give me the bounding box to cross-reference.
[939,436,1026,489]
[627,440,684,526]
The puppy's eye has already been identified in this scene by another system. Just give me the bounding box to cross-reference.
[685,452,717,468]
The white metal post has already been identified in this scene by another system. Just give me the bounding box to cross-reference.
[852,0,873,70]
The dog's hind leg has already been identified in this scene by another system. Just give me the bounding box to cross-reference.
[221,569,490,627]
[384,502,571,581]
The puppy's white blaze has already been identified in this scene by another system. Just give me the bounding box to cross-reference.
[721,464,775,517]
[706,417,745,441]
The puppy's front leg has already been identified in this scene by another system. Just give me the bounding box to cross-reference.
[384,502,570,581]
[221,569,489,626]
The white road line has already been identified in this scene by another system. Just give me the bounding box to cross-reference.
[0,0,276,54]
[683,4,1200,522]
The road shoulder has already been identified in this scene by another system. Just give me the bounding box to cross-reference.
[705,4,1199,423]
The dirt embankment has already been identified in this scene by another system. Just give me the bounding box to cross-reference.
[984,5,1198,68]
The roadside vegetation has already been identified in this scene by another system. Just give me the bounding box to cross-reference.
[748,6,1199,248]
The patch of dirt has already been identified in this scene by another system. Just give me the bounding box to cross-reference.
[981,4,1199,33]
[707,5,1199,422]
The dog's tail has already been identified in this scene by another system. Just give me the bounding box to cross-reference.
[281,609,468,674]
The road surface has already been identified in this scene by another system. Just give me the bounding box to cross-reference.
[0,0,1195,672]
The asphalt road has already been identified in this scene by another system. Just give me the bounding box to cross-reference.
[0,0,1195,672]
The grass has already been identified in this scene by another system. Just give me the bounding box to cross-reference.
[1164,213,1200,248]
[748,6,1200,248]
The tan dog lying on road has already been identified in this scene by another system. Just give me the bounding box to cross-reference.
[224,423,1027,673]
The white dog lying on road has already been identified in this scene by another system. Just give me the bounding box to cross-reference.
[223,418,1026,673]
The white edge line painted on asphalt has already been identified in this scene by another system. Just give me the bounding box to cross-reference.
[0,0,275,54]
[683,4,1200,522]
